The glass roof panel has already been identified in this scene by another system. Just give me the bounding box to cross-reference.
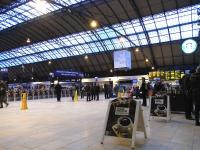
[0,0,87,31]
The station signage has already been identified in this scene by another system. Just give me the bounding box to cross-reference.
[54,70,84,78]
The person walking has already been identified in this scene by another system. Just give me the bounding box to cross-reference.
[0,80,9,108]
[140,77,147,106]
[55,82,62,102]
[190,66,200,126]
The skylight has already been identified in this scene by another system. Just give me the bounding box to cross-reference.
[0,0,86,31]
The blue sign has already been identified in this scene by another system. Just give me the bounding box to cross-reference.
[54,70,84,78]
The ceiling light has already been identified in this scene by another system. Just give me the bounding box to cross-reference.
[145,58,149,62]
[26,38,31,43]
[152,66,155,70]
[84,55,88,60]
[110,69,113,73]
[48,60,52,64]
[90,20,98,28]
[31,77,34,80]
[135,48,139,52]
[67,9,71,13]
[119,37,125,44]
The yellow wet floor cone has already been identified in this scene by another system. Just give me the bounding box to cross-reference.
[117,92,122,98]
[74,90,78,102]
[21,93,28,110]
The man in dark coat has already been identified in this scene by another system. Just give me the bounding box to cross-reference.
[95,84,100,101]
[140,77,147,106]
[180,69,195,120]
[91,84,96,100]
[85,84,91,101]
[104,84,108,99]
[190,66,200,126]
[55,82,62,102]
[0,80,8,108]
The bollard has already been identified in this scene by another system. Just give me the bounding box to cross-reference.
[21,93,28,110]
[74,90,78,102]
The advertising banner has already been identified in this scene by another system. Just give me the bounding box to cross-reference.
[149,95,171,120]
[101,97,147,149]
[105,98,136,138]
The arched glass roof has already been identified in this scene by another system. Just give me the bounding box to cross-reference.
[0,4,199,68]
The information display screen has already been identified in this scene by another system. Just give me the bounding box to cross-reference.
[149,70,183,80]
[114,50,131,70]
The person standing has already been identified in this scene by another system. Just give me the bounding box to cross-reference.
[180,70,195,120]
[55,82,62,102]
[80,85,85,99]
[91,84,95,100]
[104,84,108,99]
[71,84,76,101]
[85,84,91,101]
[0,80,9,108]
[95,84,100,101]
[190,66,200,126]
[140,77,147,106]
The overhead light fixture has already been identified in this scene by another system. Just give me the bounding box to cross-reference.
[84,55,88,60]
[90,20,98,28]
[119,36,125,44]
[110,69,113,73]
[67,9,71,13]
[152,66,155,70]
[135,48,139,52]
[31,77,34,80]
[48,60,52,64]
[145,58,149,62]
[26,38,31,43]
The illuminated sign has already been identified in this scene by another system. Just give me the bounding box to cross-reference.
[181,39,197,54]
[54,70,84,78]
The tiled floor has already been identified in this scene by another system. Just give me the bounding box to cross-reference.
[0,96,199,150]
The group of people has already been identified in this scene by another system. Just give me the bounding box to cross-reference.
[140,77,167,106]
[0,80,9,108]
[180,65,200,126]
[83,84,100,101]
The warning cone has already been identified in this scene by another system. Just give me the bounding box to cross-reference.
[74,90,78,102]
[118,92,122,98]
[21,93,28,110]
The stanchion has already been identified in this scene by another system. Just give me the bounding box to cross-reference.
[74,90,78,102]
[21,93,28,110]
